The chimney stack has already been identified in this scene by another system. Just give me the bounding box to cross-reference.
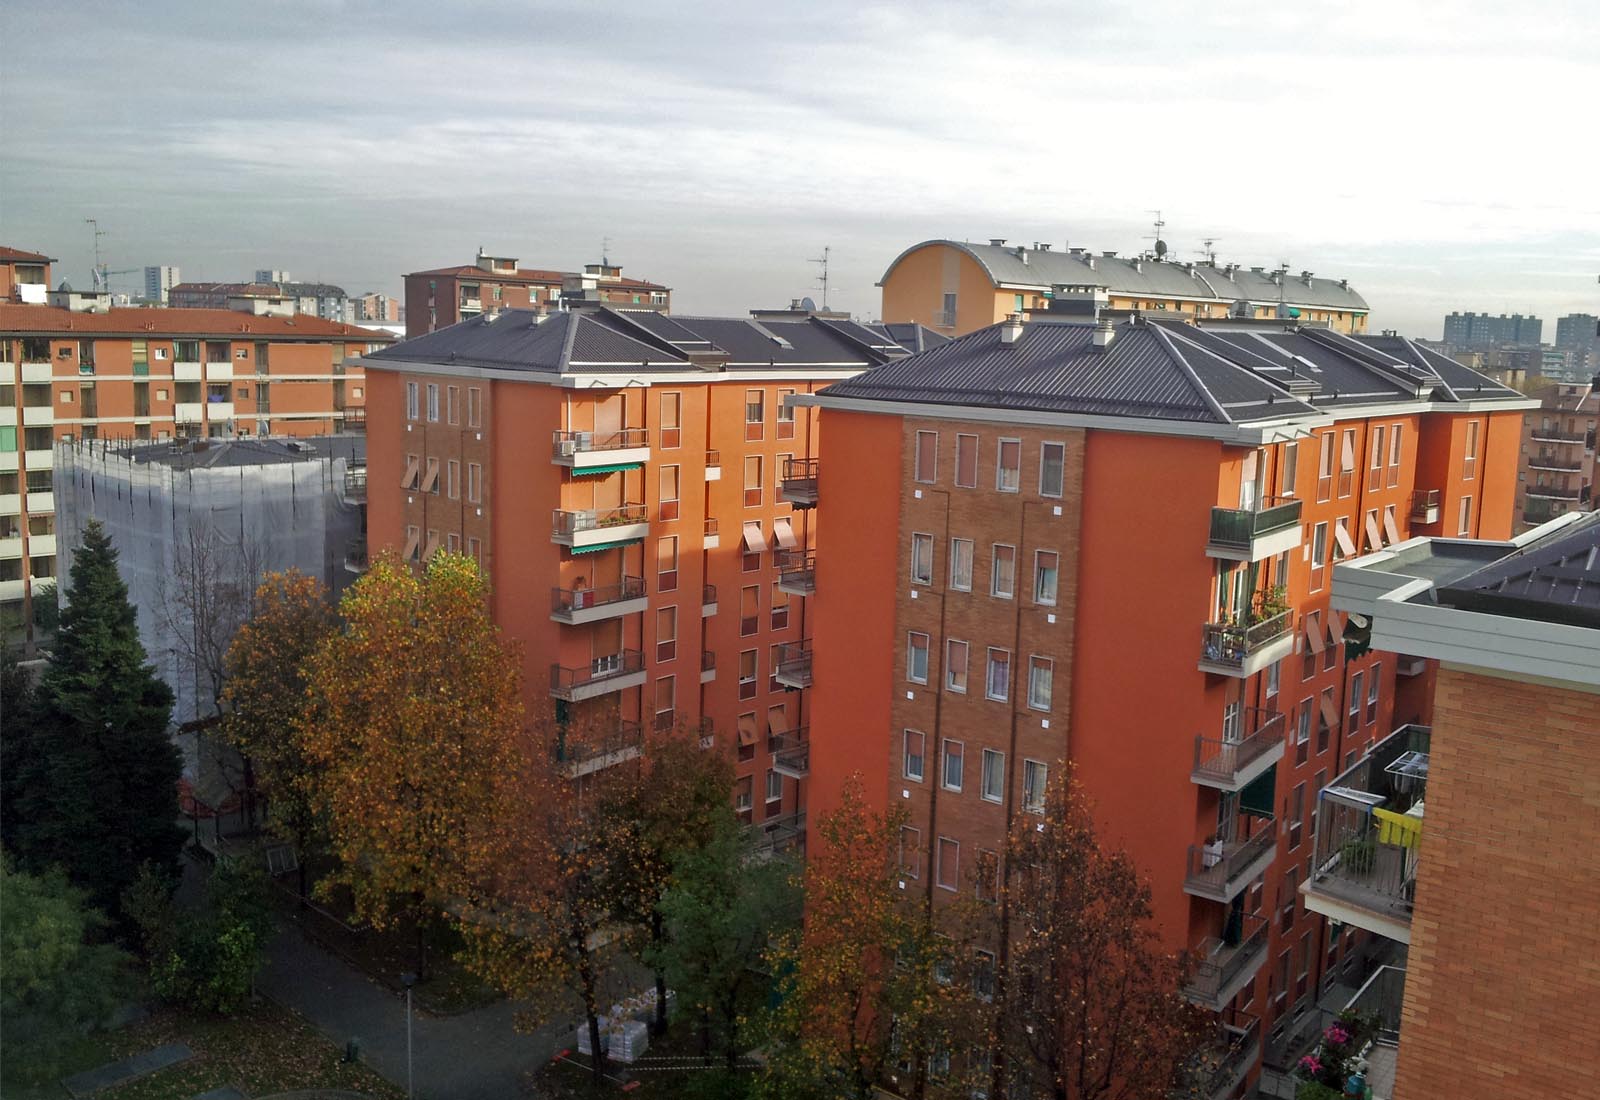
[1091,317,1116,353]
[999,312,1026,347]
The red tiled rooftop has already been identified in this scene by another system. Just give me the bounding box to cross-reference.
[0,246,55,264]
[406,264,668,291]
[0,304,397,341]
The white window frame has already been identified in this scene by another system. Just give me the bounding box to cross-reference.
[406,381,419,420]
[996,438,1022,493]
[941,739,964,792]
[1039,440,1066,498]
[980,748,1004,803]
[1033,549,1059,606]
[1022,760,1047,814]
[906,631,930,685]
[1027,656,1053,711]
[985,647,1010,702]
[903,729,926,782]
[949,537,974,591]
[990,543,1016,599]
[910,532,934,585]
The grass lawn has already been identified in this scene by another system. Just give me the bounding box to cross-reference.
[0,1000,402,1100]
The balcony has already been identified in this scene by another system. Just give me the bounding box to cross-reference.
[772,727,810,779]
[174,361,204,381]
[1529,427,1586,444]
[1184,914,1269,1012]
[776,549,816,596]
[557,721,643,779]
[343,407,367,430]
[551,505,649,550]
[551,428,650,471]
[1409,489,1439,525]
[702,583,718,616]
[549,650,646,702]
[1302,724,1429,944]
[21,405,52,426]
[1191,708,1286,791]
[779,457,819,508]
[774,642,813,689]
[343,539,369,574]
[1206,496,1303,562]
[550,576,648,625]
[703,517,720,550]
[1526,453,1583,472]
[343,465,367,501]
[1184,815,1278,902]
[751,809,806,855]
[700,649,716,684]
[1525,484,1582,501]
[705,449,721,481]
[1178,1013,1261,1100]
[175,402,205,424]
[1198,609,1294,678]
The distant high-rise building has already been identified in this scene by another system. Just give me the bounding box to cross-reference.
[1555,313,1599,371]
[143,265,180,304]
[255,269,291,284]
[354,292,402,323]
[1442,311,1543,348]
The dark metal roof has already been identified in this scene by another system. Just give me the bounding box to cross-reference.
[870,322,952,353]
[1438,513,1600,628]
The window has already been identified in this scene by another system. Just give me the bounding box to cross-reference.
[657,535,679,592]
[1022,760,1047,813]
[1280,440,1299,497]
[447,385,459,425]
[985,648,1010,702]
[1266,659,1280,700]
[656,606,677,663]
[771,582,789,630]
[740,585,760,637]
[904,730,926,782]
[907,632,930,684]
[466,462,482,503]
[899,827,921,878]
[744,455,763,508]
[1310,522,1328,592]
[467,386,482,428]
[1039,441,1065,497]
[940,292,957,324]
[736,778,753,812]
[914,430,938,483]
[910,533,934,584]
[1463,420,1480,479]
[1348,671,1364,735]
[467,537,481,562]
[406,381,419,420]
[401,453,420,490]
[942,739,964,792]
[777,387,796,439]
[421,457,441,494]
[445,458,460,500]
[659,465,680,521]
[945,639,969,692]
[1290,782,1306,849]
[1367,663,1380,723]
[936,837,959,891]
[447,533,460,552]
[655,675,676,731]
[739,650,758,700]
[766,768,783,804]
[1280,867,1298,933]
[981,748,1004,803]
[973,950,996,1001]
[1295,699,1312,765]
[1317,431,1335,501]
[403,524,421,562]
[745,389,765,441]
[996,439,1021,492]
[955,433,978,488]
[990,544,1016,598]
[1388,423,1403,487]
[660,392,681,448]
[948,538,974,590]
[422,383,438,422]
[1338,430,1356,497]
[1458,495,1472,536]
[1034,550,1059,605]
[1027,656,1053,710]
[1367,426,1385,491]
[1318,688,1335,754]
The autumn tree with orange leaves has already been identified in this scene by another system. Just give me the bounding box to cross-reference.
[220,569,337,903]
[299,551,527,978]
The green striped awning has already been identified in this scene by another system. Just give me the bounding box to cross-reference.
[570,463,642,477]
[569,539,642,556]
[1240,766,1276,819]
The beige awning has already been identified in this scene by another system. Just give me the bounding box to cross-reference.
[1304,612,1325,654]
[767,710,787,736]
[1364,512,1383,553]
[772,517,798,550]
[400,455,420,489]
[1334,520,1357,558]
[401,527,420,560]
[742,521,767,553]
[1383,509,1401,546]
[1340,432,1356,471]
[423,531,440,561]
[737,713,759,747]
[1327,612,1344,648]
[420,458,440,494]
[1319,691,1339,730]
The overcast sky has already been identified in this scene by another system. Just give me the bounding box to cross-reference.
[4,1,1597,337]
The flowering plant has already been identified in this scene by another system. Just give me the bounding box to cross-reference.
[1298,1054,1325,1075]
[1324,1023,1352,1047]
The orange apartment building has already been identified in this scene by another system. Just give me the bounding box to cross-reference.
[792,314,1531,1096]
[879,239,1371,337]
[1515,374,1596,530]
[1326,511,1599,1099]
[2,247,55,304]
[362,305,920,834]
[0,290,393,641]
[403,250,671,338]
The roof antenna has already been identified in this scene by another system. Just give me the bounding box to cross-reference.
[1145,210,1168,260]
[601,236,612,267]
[809,246,832,310]
[85,217,108,291]
[1200,237,1221,266]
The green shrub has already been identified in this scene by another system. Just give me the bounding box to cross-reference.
[126,857,275,1015]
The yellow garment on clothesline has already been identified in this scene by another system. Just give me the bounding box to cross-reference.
[1373,807,1423,848]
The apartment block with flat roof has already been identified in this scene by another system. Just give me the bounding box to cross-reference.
[1516,375,1597,530]
[402,251,671,338]
[1,247,55,305]
[793,314,1531,1094]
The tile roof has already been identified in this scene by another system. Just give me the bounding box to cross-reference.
[0,246,54,263]
[405,264,669,291]
[0,304,396,341]
[1438,512,1600,628]
[883,240,1370,312]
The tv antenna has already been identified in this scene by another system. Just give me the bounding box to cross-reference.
[1200,237,1221,266]
[1145,210,1168,260]
[85,218,108,291]
[601,236,612,267]
[809,246,831,309]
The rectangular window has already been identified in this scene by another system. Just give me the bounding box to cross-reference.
[907,632,930,684]
[466,537,480,562]
[660,465,680,521]
[1463,420,1480,478]
[973,950,996,1001]
[1458,495,1472,536]
[989,544,1017,599]
[766,768,783,804]
[1317,431,1335,501]
[1348,671,1364,735]
[1290,782,1306,849]
[1339,429,1356,497]
[981,748,1004,803]
[949,538,974,590]
[770,582,789,630]
[466,462,481,503]
[942,739,964,792]
[985,648,1010,702]
[955,433,978,488]
[660,392,681,449]
[467,386,482,428]
[740,585,760,637]
[745,389,765,441]
[1039,441,1065,497]
[426,383,440,422]
[945,639,969,693]
[1027,656,1053,711]
[744,455,763,508]
[654,675,676,731]
[1318,688,1335,754]
[739,650,758,701]
[1310,522,1328,592]
[1266,659,1281,700]
[657,535,679,592]
[406,381,419,420]
[936,837,959,891]
[914,430,938,484]
[656,606,678,664]
[1023,760,1047,813]
[910,532,934,584]
[1388,424,1403,488]
[777,387,796,438]
[1034,550,1059,606]
[899,827,921,878]
[1296,700,1312,765]
[736,778,753,812]
[447,385,459,424]
[996,439,1021,492]
[1281,441,1299,497]
[904,730,926,782]
[1367,663,1381,723]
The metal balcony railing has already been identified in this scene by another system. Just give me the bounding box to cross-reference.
[1192,708,1286,787]
[1185,816,1278,901]
[774,642,813,688]
[779,457,819,507]
[1529,427,1586,444]
[556,721,643,775]
[551,504,647,540]
[344,406,367,428]
[1409,488,1439,520]
[1178,1013,1261,1100]
[1185,914,1268,1008]
[776,549,816,595]
[1527,453,1583,472]
[551,428,649,461]
[702,649,716,672]
[1525,484,1582,500]
[1200,609,1292,670]
[705,448,720,467]
[772,728,810,778]
[752,809,807,854]
[343,539,369,573]
[1208,496,1302,550]
[550,576,646,617]
[702,583,717,609]
[549,650,645,699]
[344,466,367,500]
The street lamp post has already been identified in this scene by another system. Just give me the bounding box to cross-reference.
[400,971,417,1099]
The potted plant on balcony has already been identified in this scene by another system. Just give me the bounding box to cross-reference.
[1340,834,1377,876]
[1253,584,1289,622]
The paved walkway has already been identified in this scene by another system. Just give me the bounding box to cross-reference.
[259,921,573,1100]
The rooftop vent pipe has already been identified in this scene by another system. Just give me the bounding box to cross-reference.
[999,313,1026,347]
[1091,317,1116,353]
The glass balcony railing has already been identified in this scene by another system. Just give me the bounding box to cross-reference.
[1207,496,1302,552]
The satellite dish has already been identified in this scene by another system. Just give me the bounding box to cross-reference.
[800,296,817,311]
[1154,239,1168,258]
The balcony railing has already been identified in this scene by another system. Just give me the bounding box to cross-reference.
[774,642,813,689]
[1409,488,1439,523]
[1529,427,1586,444]
[776,549,816,595]
[556,721,643,778]
[1184,815,1278,902]
[1207,496,1303,555]
[1525,484,1582,500]
[1192,707,1286,790]
[772,727,810,779]
[1179,1013,1261,1100]
[779,457,819,507]
[702,583,718,614]
[1302,724,1429,941]
[551,428,650,463]
[549,650,646,701]
[550,576,647,623]
[1527,453,1583,472]
[1199,609,1293,675]
[344,406,367,429]
[343,538,369,573]
[752,809,807,854]
[344,466,367,500]
[1184,913,1269,1010]
[551,505,648,546]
